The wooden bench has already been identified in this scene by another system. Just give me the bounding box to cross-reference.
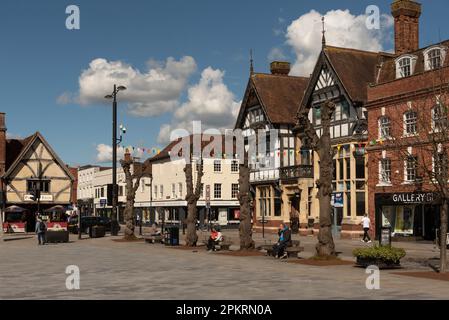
[202,235,232,251]
[264,240,304,258]
[144,234,163,244]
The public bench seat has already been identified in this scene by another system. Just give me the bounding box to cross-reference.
[263,240,304,258]
[144,234,163,244]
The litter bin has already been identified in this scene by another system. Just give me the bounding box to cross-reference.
[90,226,105,238]
[164,226,179,246]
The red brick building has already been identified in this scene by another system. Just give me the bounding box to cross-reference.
[366,0,449,240]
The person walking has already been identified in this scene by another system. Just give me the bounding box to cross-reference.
[361,214,372,243]
[35,217,47,245]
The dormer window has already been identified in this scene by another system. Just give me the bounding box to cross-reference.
[395,55,417,79]
[424,46,447,71]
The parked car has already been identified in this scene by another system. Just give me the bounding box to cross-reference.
[68,216,117,234]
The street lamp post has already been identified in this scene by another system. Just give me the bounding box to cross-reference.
[105,85,127,236]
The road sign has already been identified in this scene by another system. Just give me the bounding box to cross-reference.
[100,199,107,206]
[331,192,344,208]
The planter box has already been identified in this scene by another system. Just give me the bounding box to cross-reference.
[356,257,401,269]
[46,230,69,243]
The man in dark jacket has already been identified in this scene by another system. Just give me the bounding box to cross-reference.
[35,217,47,245]
[272,223,291,259]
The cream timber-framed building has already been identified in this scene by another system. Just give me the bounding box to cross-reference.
[0,114,74,232]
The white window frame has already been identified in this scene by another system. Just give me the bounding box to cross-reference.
[395,55,417,79]
[379,158,392,185]
[431,103,448,132]
[424,46,447,71]
[404,156,418,183]
[378,116,391,139]
[403,110,417,136]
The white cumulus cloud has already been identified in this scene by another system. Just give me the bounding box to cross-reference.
[96,144,144,163]
[286,9,393,76]
[64,56,197,117]
[157,67,240,144]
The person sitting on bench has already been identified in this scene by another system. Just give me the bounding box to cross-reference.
[272,223,291,259]
[207,226,223,252]
[149,223,161,236]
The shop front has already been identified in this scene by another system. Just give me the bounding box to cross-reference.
[374,192,442,241]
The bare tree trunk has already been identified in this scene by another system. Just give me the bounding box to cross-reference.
[238,154,255,250]
[120,154,145,241]
[184,160,203,246]
[440,198,448,273]
[316,149,336,256]
[298,101,336,257]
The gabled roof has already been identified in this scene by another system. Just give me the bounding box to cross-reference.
[235,73,309,128]
[251,73,309,124]
[323,46,381,103]
[3,132,75,181]
[149,134,237,163]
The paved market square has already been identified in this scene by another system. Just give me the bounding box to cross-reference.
[1,230,448,300]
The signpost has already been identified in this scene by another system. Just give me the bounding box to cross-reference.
[331,193,343,237]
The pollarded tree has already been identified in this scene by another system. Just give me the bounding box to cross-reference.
[184,155,203,247]
[238,151,255,250]
[120,152,150,241]
[297,100,336,257]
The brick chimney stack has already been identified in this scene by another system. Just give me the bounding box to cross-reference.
[391,0,422,55]
[0,113,6,177]
[270,61,291,76]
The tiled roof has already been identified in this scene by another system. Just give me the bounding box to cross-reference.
[324,46,381,103]
[251,73,309,124]
[5,134,35,172]
[376,40,449,84]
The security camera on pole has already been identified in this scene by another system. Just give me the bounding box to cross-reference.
[105,85,127,236]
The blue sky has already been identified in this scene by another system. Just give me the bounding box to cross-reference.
[1,0,448,166]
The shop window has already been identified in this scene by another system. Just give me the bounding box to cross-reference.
[356,192,366,216]
[259,187,271,217]
[346,192,351,217]
[345,157,351,180]
[274,188,281,216]
[355,156,365,179]
[339,159,344,180]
